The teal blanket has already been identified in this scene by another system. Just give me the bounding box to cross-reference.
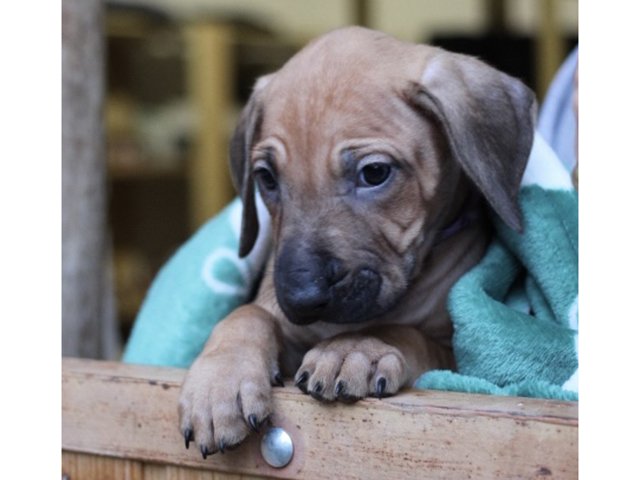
[123,196,272,368]
[123,133,578,401]
[416,134,578,401]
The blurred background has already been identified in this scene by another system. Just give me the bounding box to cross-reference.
[62,0,578,359]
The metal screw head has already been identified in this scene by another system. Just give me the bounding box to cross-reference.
[260,427,294,468]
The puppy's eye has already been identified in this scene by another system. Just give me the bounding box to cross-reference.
[254,167,278,192]
[359,162,392,187]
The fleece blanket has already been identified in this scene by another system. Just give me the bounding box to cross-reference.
[415,133,578,401]
[122,196,272,368]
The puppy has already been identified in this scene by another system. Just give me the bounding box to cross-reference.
[179,26,536,456]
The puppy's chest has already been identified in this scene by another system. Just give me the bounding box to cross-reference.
[278,289,446,346]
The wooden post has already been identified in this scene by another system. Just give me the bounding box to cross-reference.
[536,0,565,98]
[184,22,236,231]
[352,0,371,28]
[62,358,578,479]
[486,0,507,33]
[62,0,119,359]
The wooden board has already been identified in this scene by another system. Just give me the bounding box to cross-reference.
[62,358,578,479]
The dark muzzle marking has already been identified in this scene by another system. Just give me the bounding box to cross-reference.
[275,241,382,325]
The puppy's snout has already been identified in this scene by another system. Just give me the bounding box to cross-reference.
[275,241,382,325]
[276,245,345,323]
[281,281,330,316]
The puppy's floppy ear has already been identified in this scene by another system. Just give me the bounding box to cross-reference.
[229,75,271,257]
[409,50,537,232]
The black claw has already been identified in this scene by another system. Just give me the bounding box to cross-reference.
[219,440,226,454]
[200,444,209,460]
[274,372,285,387]
[335,381,361,403]
[264,414,273,428]
[375,377,387,398]
[225,442,241,451]
[338,393,360,404]
[248,414,260,433]
[310,382,331,402]
[184,428,193,450]
[295,371,309,393]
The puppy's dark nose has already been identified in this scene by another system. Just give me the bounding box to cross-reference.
[282,280,330,313]
[275,243,346,323]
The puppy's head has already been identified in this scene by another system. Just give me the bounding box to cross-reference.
[230,27,536,325]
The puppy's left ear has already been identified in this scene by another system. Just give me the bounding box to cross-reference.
[409,50,537,232]
[229,75,272,257]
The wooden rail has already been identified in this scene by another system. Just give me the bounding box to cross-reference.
[62,358,578,479]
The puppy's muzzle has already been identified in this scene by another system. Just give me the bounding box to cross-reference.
[275,241,382,325]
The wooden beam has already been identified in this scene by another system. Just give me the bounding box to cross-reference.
[352,0,371,28]
[62,0,119,359]
[536,0,565,98]
[62,358,578,479]
[183,22,236,231]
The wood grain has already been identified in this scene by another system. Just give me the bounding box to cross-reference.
[62,358,578,479]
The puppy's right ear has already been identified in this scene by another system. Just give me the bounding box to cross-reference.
[229,75,271,257]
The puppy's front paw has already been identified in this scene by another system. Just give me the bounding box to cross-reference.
[178,352,278,458]
[294,334,409,403]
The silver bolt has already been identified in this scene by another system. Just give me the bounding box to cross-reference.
[260,427,294,468]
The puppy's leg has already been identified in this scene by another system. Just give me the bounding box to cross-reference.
[295,326,453,402]
[178,305,282,456]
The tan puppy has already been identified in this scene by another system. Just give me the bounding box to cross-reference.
[179,26,536,456]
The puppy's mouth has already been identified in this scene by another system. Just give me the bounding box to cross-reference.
[274,243,385,325]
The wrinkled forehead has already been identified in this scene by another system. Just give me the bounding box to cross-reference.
[256,29,429,133]
[261,78,412,143]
